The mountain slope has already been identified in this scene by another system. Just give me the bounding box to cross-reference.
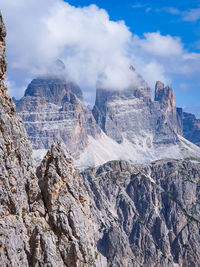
[81,159,200,266]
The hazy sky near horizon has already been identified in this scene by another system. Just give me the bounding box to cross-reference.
[1,0,200,111]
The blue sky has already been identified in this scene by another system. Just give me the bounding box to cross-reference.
[1,0,200,113]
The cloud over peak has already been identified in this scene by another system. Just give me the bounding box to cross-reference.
[1,0,200,104]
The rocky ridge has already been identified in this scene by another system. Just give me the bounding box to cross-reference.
[15,67,200,168]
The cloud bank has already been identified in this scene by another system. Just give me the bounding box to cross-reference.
[1,0,200,104]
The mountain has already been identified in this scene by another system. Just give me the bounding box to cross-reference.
[81,158,200,266]
[79,79,199,168]
[15,76,101,158]
[15,67,200,168]
[2,12,200,266]
[183,112,200,147]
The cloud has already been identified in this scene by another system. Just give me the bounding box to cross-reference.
[182,8,200,21]
[1,0,135,100]
[1,0,200,104]
[156,7,180,15]
[158,6,200,22]
[132,32,183,57]
[132,3,146,9]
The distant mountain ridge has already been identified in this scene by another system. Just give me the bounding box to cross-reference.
[15,64,200,167]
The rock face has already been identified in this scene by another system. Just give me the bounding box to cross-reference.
[15,77,101,155]
[183,112,200,147]
[81,159,200,267]
[93,79,182,147]
[15,65,200,167]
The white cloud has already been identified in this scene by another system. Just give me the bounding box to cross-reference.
[1,0,200,104]
[1,0,135,100]
[182,8,200,22]
[132,32,183,57]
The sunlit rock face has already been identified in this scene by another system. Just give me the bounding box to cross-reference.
[15,76,101,155]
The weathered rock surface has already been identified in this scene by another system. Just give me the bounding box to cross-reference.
[183,112,200,147]
[15,77,101,155]
[81,159,200,267]
[93,79,182,146]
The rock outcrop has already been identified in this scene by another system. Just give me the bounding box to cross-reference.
[0,13,99,267]
[183,112,200,147]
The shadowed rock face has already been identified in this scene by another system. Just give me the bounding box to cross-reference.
[0,13,7,96]
[183,112,200,147]
[81,159,200,267]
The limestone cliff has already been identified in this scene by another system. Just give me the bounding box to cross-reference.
[15,76,101,155]
[82,159,200,266]
[93,79,182,147]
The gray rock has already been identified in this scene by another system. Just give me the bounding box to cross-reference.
[183,112,200,147]
[93,78,182,146]
[15,77,101,155]
[81,159,200,267]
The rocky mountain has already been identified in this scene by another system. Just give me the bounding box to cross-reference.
[2,12,200,266]
[93,79,183,146]
[78,79,199,168]
[15,67,200,168]
[183,112,200,147]
[15,76,101,157]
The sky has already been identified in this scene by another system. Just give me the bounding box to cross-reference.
[1,0,200,114]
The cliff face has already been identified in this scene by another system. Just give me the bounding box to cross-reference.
[82,159,200,267]
[93,79,182,147]
[183,112,200,147]
[15,77,101,155]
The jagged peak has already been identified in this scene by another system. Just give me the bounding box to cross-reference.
[39,140,73,168]
[155,80,165,91]
[155,81,176,108]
